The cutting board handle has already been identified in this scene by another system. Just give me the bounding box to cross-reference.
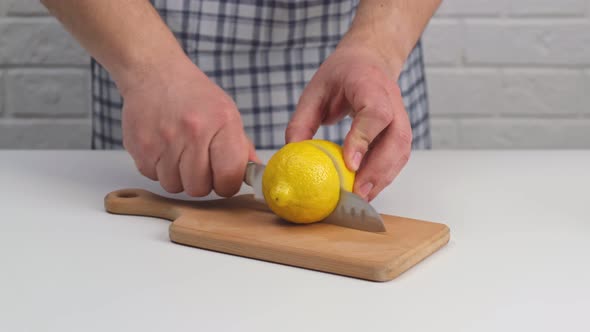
[104,188,181,221]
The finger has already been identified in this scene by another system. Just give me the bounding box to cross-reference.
[352,124,411,201]
[285,77,328,143]
[342,83,397,172]
[179,143,213,197]
[124,134,161,181]
[353,105,413,201]
[133,158,158,181]
[155,143,184,194]
[209,124,249,197]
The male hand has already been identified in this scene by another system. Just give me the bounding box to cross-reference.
[286,44,412,201]
[120,57,258,197]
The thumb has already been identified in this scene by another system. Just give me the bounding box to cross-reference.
[285,80,327,143]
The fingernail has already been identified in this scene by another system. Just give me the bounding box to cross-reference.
[358,182,373,199]
[352,152,362,171]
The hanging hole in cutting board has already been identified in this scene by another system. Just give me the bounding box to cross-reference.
[117,190,139,198]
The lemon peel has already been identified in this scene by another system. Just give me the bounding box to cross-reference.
[262,139,355,224]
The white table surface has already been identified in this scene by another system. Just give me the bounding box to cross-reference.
[1,150,589,331]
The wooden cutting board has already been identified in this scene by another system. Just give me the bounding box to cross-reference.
[104,188,450,282]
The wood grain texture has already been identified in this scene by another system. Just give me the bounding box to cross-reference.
[104,188,450,282]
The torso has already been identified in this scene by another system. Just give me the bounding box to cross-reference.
[91,0,430,149]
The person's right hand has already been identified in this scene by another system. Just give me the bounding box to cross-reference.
[118,57,258,197]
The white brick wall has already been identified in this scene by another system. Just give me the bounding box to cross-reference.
[2,0,49,16]
[6,69,89,117]
[0,0,589,149]
[0,2,90,149]
[424,0,590,149]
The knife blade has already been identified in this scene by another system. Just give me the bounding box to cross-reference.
[244,161,266,200]
[244,162,386,233]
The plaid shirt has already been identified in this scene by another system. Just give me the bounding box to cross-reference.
[91,0,430,149]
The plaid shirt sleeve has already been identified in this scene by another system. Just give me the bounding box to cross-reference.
[91,0,430,150]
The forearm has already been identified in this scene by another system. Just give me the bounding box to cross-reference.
[41,0,187,92]
[342,0,442,76]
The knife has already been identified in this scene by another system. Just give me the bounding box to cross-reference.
[244,162,386,233]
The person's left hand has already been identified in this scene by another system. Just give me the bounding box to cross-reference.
[285,42,412,202]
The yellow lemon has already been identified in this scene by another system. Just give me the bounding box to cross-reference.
[305,139,355,192]
[262,139,355,224]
